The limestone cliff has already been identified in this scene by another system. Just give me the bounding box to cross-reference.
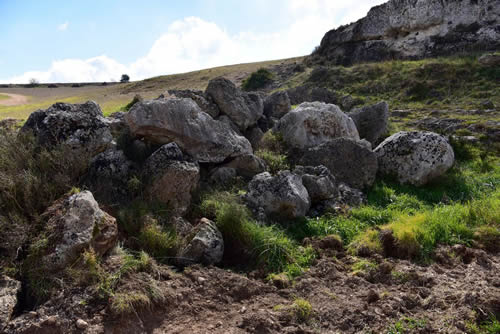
[311,0,500,65]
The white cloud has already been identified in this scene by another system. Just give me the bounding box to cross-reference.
[57,22,69,31]
[1,1,387,84]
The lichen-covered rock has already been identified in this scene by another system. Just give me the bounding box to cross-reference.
[166,89,220,118]
[144,143,200,215]
[21,101,113,155]
[179,218,224,265]
[223,154,267,178]
[245,171,311,220]
[349,102,389,145]
[39,191,118,271]
[312,0,500,65]
[293,165,338,203]
[125,98,252,163]
[85,148,134,202]
[299,138,378,189]
[0,276,20,329]
[206,78,264,131]
[374,131,455,186]
[264,91,291,119]
[276,102,359,149]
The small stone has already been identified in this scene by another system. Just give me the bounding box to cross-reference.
[197,277,207,283]
[367,290,380,304]
[44,316,58,326]
[76,319,89,329]
[240,306,247,313]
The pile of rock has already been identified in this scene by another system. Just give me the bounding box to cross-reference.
[15,76,456,272]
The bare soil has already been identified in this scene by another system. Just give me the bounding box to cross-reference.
[5,245,499,333]
[0,93,28,106]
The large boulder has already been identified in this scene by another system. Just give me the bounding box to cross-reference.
[299,138,378,189]
[38,191,118,271]
[374,131,455,186]
[206,78,264,131]
[104,111,127,137]
[144,143,200,215]
[21,101,113,155]
[178,218,224,265]
[245,171,311,220]
[311,0,500,66]
[276,102,359,149]
[264,91,291,119]
[166,89,220,118]
[349,102,389,145]
[125,98,252,163]
[293,165,338,203]
[0,276,20,328]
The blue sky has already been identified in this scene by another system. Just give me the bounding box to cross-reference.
[0,0,386,83]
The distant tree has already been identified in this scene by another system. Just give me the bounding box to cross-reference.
[28,78,40,87]
[120,74,130,83]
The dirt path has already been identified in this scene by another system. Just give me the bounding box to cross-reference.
[0,92,28,106]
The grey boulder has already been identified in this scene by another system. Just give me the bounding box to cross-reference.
[374,131,455,186]
[299,138,378,189]
[179,218,224,265]
[349,101,389,145]
[166,89,220,118]
[206,77,264,131]
[21,101,113,155]
[264,91,291,119]
[39,191,118,271]
[245,171,311,220]
[125,98,252,163]
[223,154,267,178]
[144,143,200,215]
[276,102,359,149]
[293,165,338,203]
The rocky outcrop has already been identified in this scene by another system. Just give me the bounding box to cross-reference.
[38,191,118,271]
[298,138,378,189]
[0,276,20,329]
[104,111,127,137]
[245,171,311,220]
[179,218,224,265]
[374,131,455,186]
[349,102,389,145]
[206,78,264,131]
[144,143,200,215]
[21,101,113,155]
[166,89,220,118]
[276,102,359,149]
[125,98,252,163]
[311,0,500,66]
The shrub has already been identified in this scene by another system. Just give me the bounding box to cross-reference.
[242,68,273,91]
[255,149,289,174]
[138,219,178,261]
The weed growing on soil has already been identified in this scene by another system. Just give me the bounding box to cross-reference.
[386,317,427,333]
[291,298,313,323]
[255,149,289,174]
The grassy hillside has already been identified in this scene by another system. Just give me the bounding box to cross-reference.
[0,57,302,120]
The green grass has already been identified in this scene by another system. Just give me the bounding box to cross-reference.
[387,317,427,334]
[199,191,316,276]
[296,55,500,110]
[0,94,10,101]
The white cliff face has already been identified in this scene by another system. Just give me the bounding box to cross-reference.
[313,0,500,65]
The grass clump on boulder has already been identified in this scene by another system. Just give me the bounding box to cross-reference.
[242,68,274,91]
